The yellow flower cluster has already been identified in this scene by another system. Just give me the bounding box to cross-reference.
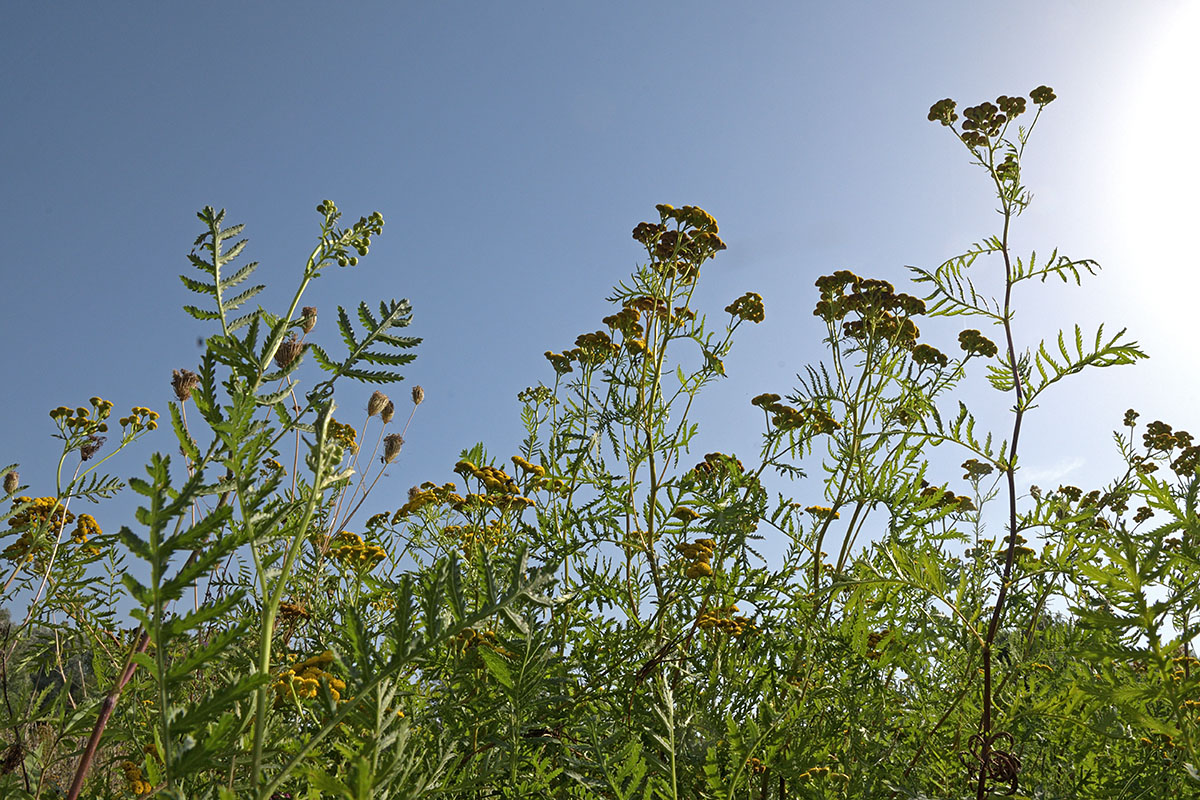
[49,396,116,432]
[446,521,507,557]
[675,538,715,579]
[746,756,766,775]
[278,601,309,621]
[691,452,745,481]
[274,650,346,706]
[327,420,359,453]
[798,766,849,785]
[511,455,545,478]
[121,760,152,796]
[697,604,754,636]
[119,406,159,431]
[866,628,889,661]
[725,292,765,324]
[751,394,840,435]
[455,627,515,659]
[329,531,387,572]
[1170,655,1199,685]
[260,457,286,476]
[805,505,840,520]
[671,506,702,523]
[918,482,976,513]
[3,496,79,563]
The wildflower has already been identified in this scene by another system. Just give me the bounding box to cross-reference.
[301,306,318,333]
[805,505,839,520]
[725,291,765,323]
[928,98,958,126]
[671,506,701,523]
[3,471,16,495]
[412,385,425,406]
[958,329,999,358]
[911,343,948,367]
[1029,85,1056,105]
[327,420,359,453]
[171,368,200,402]
[367,391,389,417]
[1124,408,1139,428]
[381,433,404,464]
[961,459,994,481]
[544,351,573,375]
[121,760,153,796]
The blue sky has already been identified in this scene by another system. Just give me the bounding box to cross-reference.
[2,2,1197,565]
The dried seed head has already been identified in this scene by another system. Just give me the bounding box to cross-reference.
[275,334,304,369]
[80,435,105,461]
[301,306,318,334]
[171,369,200,402]
[367,390,389,417]
[412,385,425,406]
[3,471,17,495]
[380,400,395,424]
[382,433,405,464]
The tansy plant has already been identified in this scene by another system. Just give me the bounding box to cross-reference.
[2,89,1198,800]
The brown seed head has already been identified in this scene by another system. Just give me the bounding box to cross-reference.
[301,306,318,334]
[412,385,425,406]
[3,471,17,495]
[382,434,405,464]
[380,400,395,424]
[367,390,389,417]
[171,369,200,402]
[80,435,105,461]
[275,334,304,369]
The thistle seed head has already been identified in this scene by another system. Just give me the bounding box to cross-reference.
[171,369,200,402]
[275,335,304,369]
[367,390,389,417]
[382,434,405,464]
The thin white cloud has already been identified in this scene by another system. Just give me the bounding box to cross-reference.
[1018,457,1085,487]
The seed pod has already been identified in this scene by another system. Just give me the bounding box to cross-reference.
[382,434,405,464]
[412,385,425,406]
[3,471,17,495]
[380,400,395,424]
[367,390,388,417]
[301,306,318,334]
[275,335,304,368]
[171,369,200,402]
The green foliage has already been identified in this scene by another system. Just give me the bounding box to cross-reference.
[2,87,1198,800]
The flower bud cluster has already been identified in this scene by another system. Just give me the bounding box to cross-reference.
[121,760,152,796]
[675,537,715,579]
[696,604,754,636]
[329,531,387,573]
[958,329,999,358]
[724,291,765,323]
[273,650,346,706]
[751,393,840,435]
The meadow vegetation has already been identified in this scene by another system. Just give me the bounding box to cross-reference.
[2,87,1198,799]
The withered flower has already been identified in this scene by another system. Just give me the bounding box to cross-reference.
[301,306,318,334]
[412,385,425,406]
[3,471,17,495]
[382,434,405,464]
[380,400,395,424]
[367,390,389,417]
[275,334,304,368]
[171,369,200,402]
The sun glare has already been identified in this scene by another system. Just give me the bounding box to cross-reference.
[1116,3,1200,334]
